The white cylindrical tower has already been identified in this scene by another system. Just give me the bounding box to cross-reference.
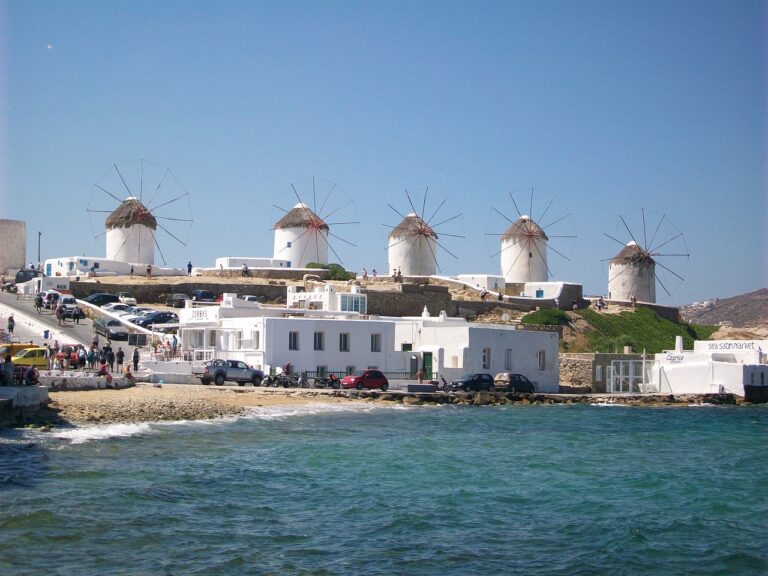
[105,197,157,265]
[273,203,328,268]
[0,219,27,273]
[387,213,437,276]
[500,215,548,283]
[607,241,656,303]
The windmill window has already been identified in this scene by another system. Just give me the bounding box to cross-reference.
[286,241,292,248]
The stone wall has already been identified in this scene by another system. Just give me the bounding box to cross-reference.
[365,284,453,317]
[559,353,594,389]
[200,269,330,281]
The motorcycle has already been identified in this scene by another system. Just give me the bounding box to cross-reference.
[311,376,341,389]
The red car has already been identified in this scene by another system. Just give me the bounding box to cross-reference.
[341,369,389,391]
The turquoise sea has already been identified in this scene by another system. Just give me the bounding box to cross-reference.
[1,403,766,575]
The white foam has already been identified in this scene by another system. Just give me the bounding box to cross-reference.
[243,402,385,420]
[50,422,154,444]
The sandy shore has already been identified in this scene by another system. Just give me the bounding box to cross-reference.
[45,384,371,425]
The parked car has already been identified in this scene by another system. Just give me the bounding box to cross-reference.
[42,290,61,309]
[58,296,84,320]
[0,343,37,357]
[240,295,260,302]
[117,292,137,306]
[197,359,264,386]
[122,308,156,322]
[101,302,136,314]
[11,347,49,369]
[448,373,496,393]
[493,372,536,393]
[82,293,120,307]
[133,311,178,330]
[341,369,389,391]
[93,317,129,340]
[165,293,191,308]
[191,289,215,303]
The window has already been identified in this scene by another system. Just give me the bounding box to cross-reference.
[252,330,260,350]
[316,365,327,377]
[314,331,325,351]
[370,333,381,353]
[482,347,491,370]
[504,349,513,370]
[339,333,350,352]
[286,241,292,248]
[595,365,602,382]
[346,365,355,375]
[538,350,546,370]
[288,331,299,351]
[340,294,367,314]
[401,343,412,352]
[233,330,243,350]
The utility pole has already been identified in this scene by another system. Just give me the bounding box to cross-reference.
[37,231,42,269]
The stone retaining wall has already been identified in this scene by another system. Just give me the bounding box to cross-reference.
[559,354,594,389]
[41,375,135,391]
[71,281,289,305]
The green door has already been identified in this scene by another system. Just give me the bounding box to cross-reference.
[422,352,433,379]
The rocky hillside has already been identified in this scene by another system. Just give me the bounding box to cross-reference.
[679,288,768,328]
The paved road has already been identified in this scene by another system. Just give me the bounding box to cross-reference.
[0,292,96,347]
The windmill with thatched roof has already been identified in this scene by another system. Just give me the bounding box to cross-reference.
[105,196,158,265]
[273,202,330,268]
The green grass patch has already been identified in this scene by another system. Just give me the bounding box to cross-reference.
[576,307,718,354]
[521,308,571,326]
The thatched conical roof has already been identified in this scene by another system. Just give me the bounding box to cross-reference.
[388,213,437,241]
[610,241,654,265]
[501,215,548,242]
[105,197,157,230]
[274,203,328,230]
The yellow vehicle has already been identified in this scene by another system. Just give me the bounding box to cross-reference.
[0,343,36,358]
[11,347,49,368]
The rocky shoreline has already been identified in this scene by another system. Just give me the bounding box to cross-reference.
[15,384,744,429]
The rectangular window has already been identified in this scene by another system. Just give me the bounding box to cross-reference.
[314,331,325,351]
[252,330,260,350]
[401,343,412,352]
[370,333,381,353]
[538,350,546,370]
[346,365,356,375]
[482,347,491,370]
[339,332,350,352]
[288,331,299,351]
[233,330,243,350]
[595,365,602,382]
[504,349,513,370]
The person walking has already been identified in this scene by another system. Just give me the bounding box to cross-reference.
[0,354,14,386]
[132,347,140,371]
[129,265,134,279]
[7,315,15,336]
[187,261,193,276]
[106,347,115,372]
[55,305,64,326]
[146,264,152,279]
[116,347,124,373]
[87,347,96,370]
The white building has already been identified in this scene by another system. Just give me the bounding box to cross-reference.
[645,338,768,398]
[176,290,560,389]
[215,257,291,270]
[43,256,183,278]
[457,274,505,293]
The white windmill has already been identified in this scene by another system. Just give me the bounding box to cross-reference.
[272,178,358,268]
[88,160,193,266]
[604,209,689,303]
[384,188,463,277]
[488,189,575,284]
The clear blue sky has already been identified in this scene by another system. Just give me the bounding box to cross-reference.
[1,0,765,305]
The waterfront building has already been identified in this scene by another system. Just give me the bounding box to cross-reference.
[175,287,560,390]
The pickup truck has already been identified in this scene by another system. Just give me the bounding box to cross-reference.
[197,359,265,386]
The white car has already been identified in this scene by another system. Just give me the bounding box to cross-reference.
[102,302,135,314]
[117,292,138,306]
[122,308,156,322]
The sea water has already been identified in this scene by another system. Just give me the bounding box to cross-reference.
[1,403,766,575]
